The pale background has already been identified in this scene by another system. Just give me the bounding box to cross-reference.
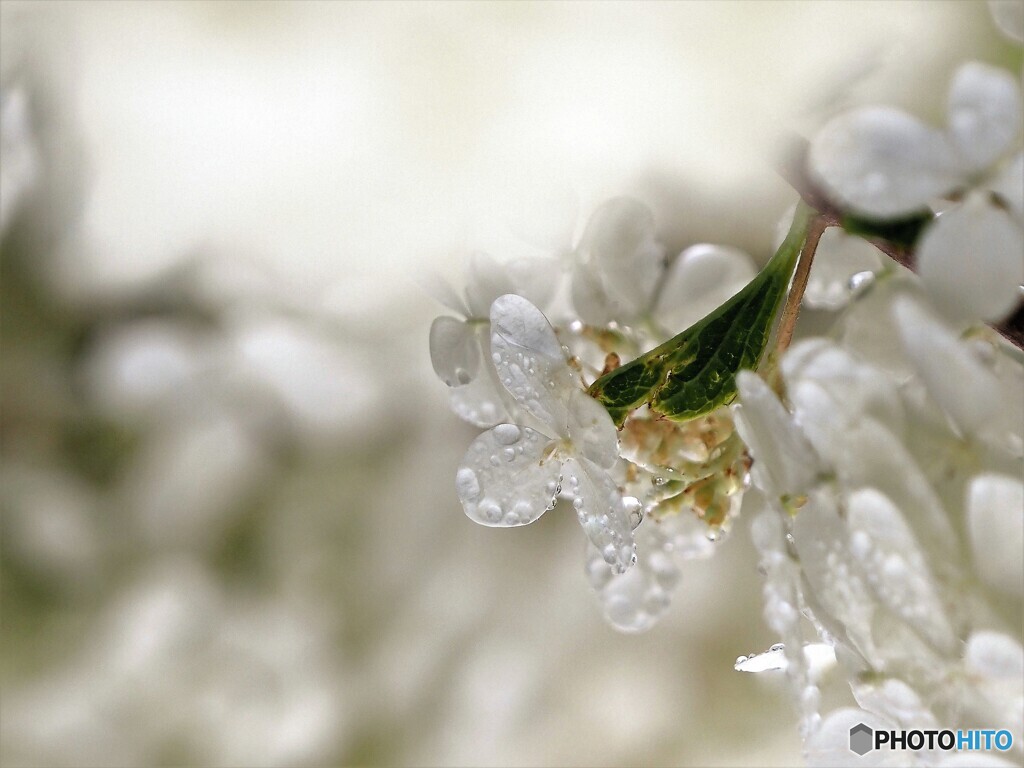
[0,2,1012,766]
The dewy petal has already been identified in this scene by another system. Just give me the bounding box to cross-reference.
[846,487,956,654]
[734,370,822,501]
[917,195,1024,325]
[947,62,1022,172]
[809,106,961,218]
[987,151,1024,223]
[967,473,1024,597]
[566,389,619,470]
[586,516,682,633]
[893,296,1002,437]
[465,252,517,318]
[490,294,576,430]
[449,374,513,429]
[803,228,883,310]
[457,424,561,527]
[429,316,480,387]
[989,0,1024,43]
[655,244,757,331]
[579,197,664,318]
[562,456,635,574]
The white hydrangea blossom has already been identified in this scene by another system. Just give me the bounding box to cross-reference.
[810,60,1024,326]
[735,287,1023,764]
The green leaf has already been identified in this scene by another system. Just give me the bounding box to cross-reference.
[588,204,812,426]
[840,211,931,250]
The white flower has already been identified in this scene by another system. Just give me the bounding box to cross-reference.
[428,253,561,428]
[455,294,636,574]
[736,296,1024,765]
[0,88,39,232]
[810,62,1024,324]
[570,197,757,333]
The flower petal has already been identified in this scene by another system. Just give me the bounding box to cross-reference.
[989,0,1024,43]
[566,389,619,469]
[570,257,620,326]
[419,271,469,316]
[655,244,757,331]
[490,293,576,430]
[503,257,562,311]
[465,252,516,318]
[947,62,1022,171]
[429,316,480,387]
[585,515,681,633]
[809,106,960,218]
[988,151,1024,223]
[578,197,663,319]
[846,487,955,654]
[734,370,822,502]
[917,195,1024,325]
[457,425,561,527]
[893,296,1003,437]
[562,456,635,574]
[449,374,513,429]
[967,473,1024,597]
[803,228,883,310]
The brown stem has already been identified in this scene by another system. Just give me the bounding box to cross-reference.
[776,135,1024,351]
[774,214,828,357]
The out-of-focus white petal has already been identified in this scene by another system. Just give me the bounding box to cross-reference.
[503,257,562,311]
[504,184,579,254]
[893,296,1003,437]
[734,370,822,501]
[804,228,884,310]
[465,252,516,318]
[917,195,1024,325]
[449,375,513,429]
[428,316,480,387]
[418,270,470,317]
[852,678,938,731]
[988,151,1024,223]
[847,488,955,654]
[562,456,635,575]
[490,293,576,430]
[965,630,1024,683]
[809,106,961,218]
[585,516,681,633]
[578,197,663,318]
[0,88,39,233]
[570,257,619,326]
[967,473,1024,596]
[989,0,1024,42]
[947,62,1023,172]
[566,389,618,470]
[655,244,757,331]
[457,425,561,527]
[804,708,899,768]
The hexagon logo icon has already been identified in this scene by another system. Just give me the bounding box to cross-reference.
[850,723,873,755]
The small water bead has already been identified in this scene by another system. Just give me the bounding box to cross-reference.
[454,367,471,385]
[493,424,522,445]
[624,497,644,530]
[848,270,875,293]
[652,476,668,487]
[478,499,502,523]
[489,455,500,467]
[602,544,617,564]
[502,448,516,461]
[456,468,481,501]
[770,642,785,652]
[492,352,501,364]
[572,498,584,510]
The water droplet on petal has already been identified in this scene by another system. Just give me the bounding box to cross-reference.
[848,270,875,293]
[455,467,481,501]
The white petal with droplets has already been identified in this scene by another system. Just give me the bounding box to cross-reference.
[893,296,1003,436]
[449,374,513,429]
[967,473,1024,596]
[916,195,1024,324]
[428,316,480,387]
[803,228,883,310]
[562,456,635,574]
[566,389,619,470]
[809,106,960,218]
[655,244,757,331]
[947,62,1022,171]
[457,425,561,527]
[490,294,576,430]
[846,488,955,654]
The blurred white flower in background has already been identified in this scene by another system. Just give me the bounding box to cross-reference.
[0,88,38,232]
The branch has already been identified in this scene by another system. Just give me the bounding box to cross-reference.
[776,136,1024,351]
